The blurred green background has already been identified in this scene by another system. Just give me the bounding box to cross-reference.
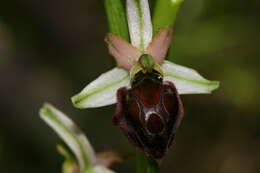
[0,0,259,172]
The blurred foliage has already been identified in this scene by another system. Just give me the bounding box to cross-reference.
[0,0,259,173]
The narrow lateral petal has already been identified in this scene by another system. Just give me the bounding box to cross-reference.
[72,68,130,108]
[127,0,153,51]
[39,104,96,172]
[105,34,141,70]
[161,61,220,94]
[146,27,173,64]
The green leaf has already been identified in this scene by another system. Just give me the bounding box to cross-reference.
[104,0,130,41]
[40,104,96,172]
[71,68,130,108]
[126,0,153,51]
[153,0,184,32]
[161,60,220,94]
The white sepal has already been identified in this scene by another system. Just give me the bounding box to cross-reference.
[40,104,96,172]
[161,60,219,94]
[72,68,130,108]
[127,0,153,51]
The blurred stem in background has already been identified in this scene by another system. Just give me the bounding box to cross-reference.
[104,0,185,172]
[153,0,184,62]
[104,0,130,41]
[153,0,184,32]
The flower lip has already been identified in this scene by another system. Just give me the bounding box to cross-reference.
[114,70,184,160]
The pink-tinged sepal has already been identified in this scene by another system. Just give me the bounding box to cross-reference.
[105,27,173,71]
[146,27,173,64]
[105,34,142,71]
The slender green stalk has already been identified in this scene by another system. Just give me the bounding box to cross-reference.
[137,152,159,173]
[104,0,130,41]
[152,0,184,32]
[153,0,185,62]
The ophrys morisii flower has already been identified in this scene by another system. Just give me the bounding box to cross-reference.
[71,0,219,161]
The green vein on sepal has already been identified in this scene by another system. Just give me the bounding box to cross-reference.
[161,60,219,94]
[71,68,130,109]
[127,0,153,51]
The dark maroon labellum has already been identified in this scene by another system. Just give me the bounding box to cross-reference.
[113,71,184,160]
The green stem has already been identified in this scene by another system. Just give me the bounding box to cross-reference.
[137,152,160,173]
[153,0,185,62]
[104,0,130,41]
[152,0,184,33]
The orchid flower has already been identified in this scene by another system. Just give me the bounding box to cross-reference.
[71,0,219,109]
[40,103,121,173]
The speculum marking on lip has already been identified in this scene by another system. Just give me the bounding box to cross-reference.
[146,113,164,134]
